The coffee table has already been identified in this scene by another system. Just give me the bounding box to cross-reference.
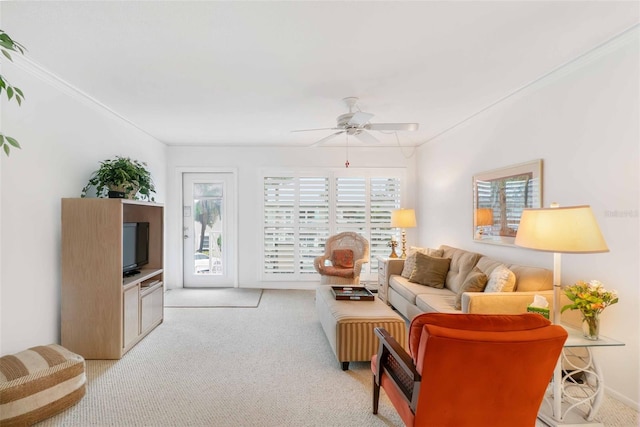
[315,285,407,370]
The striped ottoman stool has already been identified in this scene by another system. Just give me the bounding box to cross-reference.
[316,285,407,370]
[0,344,86,426]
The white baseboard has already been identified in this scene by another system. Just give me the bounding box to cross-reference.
[605,386,639,412]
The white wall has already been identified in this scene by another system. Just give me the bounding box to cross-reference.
[0,61,167,355]
[416,30,639,407]
[165,146,418,289]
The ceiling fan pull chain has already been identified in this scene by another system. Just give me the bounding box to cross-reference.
[345,133,350,168]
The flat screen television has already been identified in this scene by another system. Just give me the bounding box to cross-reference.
[123,222,149,277]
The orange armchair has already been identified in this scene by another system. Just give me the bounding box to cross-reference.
[371,313,567,427]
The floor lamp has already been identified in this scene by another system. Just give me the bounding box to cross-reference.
[391,208,416,259]
[515,203,609,425]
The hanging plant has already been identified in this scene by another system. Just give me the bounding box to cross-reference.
[81,156,156,201]
[0,29,26,156]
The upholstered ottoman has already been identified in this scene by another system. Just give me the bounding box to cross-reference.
[316,285,407,370]
[0,344,86,426]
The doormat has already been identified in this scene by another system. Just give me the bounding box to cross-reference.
[164,288,263,308]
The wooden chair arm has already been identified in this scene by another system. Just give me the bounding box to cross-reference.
[374,327,421,412]
[313,255,329,273]
[353,258,368,275]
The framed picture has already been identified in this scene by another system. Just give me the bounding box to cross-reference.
[473,159,543,246]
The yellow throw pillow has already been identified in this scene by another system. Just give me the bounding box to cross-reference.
[408,252,451,289]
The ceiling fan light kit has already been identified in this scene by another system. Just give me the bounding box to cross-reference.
[293,97,419,146]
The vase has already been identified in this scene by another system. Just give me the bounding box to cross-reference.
[581,312,600,340]
[108,184,139,199]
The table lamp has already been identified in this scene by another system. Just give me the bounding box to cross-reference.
[514,203,608,424]
[391,208,417,258]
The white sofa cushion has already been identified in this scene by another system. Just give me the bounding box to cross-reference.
[440,245,483,294]
[416,291,459,314]
[389,275,444,305]
[506,264,554,292]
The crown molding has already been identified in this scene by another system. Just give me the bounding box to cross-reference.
[419,23,640,146]
[8,55,163,143]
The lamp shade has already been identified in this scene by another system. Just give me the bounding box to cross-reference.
[515,205,609,254]
[391,208,417,228]
[475,208,494,227]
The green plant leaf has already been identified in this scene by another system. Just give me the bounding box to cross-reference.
[6,86,13,101]
[0,135,4,145]
[3,144,10,156]
[6,136,20,148]
[1,48,11,61]
[14,87,24,97]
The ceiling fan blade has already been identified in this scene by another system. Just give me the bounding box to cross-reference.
[292,127,339,133]
[348,112,374,127]
[366,123,419,131]
[310,131,345,147]
[354,130,381,145]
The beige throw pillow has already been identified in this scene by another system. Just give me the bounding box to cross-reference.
[455,267,489,310]
[408,252,451,289]
[484,265,516,293]
[401,247,445,278]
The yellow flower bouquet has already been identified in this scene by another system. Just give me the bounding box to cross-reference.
[561,280,618,340]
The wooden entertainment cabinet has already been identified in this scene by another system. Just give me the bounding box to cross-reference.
[61,198,164,359]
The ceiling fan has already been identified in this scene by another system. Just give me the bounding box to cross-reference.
[293,97,419,146]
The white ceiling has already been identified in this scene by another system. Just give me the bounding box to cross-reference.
[2,1,638,147]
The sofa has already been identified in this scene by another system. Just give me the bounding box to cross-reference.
[380,245,554,321]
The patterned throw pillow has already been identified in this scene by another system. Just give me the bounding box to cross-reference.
[455,267,489,310]
[408,252,451,289]
[401,247,445,278]
[331,249,354,268]
[484,265,516,293]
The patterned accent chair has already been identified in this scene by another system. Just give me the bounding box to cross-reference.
[371,313,567,427]
[313,232,370,285]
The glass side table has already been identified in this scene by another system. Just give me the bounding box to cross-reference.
[537,325,625,427]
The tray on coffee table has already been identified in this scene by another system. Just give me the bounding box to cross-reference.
[331,286,375,301]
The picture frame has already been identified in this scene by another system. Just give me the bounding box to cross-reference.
[473,159,543,246]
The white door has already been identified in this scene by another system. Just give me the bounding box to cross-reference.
[183,172,237,287]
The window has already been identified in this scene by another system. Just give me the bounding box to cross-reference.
[263,169,404,281]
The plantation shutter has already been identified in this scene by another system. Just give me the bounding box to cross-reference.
[264,177,295,274]
[370,177,401,262]
[335,177,366,232]
[263,170,403,281]
[298,177,330,274]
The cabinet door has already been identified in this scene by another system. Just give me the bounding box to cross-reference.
[123,286,140,348]
[141,286,163,332]
[377,258,387,303]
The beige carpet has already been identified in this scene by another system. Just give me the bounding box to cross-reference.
[36,289,638,426]
[164,287,263,308]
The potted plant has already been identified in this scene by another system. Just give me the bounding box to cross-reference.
[81,156,156,201]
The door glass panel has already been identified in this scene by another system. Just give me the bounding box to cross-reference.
[183,172,236,287]
[193,183,224,276]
